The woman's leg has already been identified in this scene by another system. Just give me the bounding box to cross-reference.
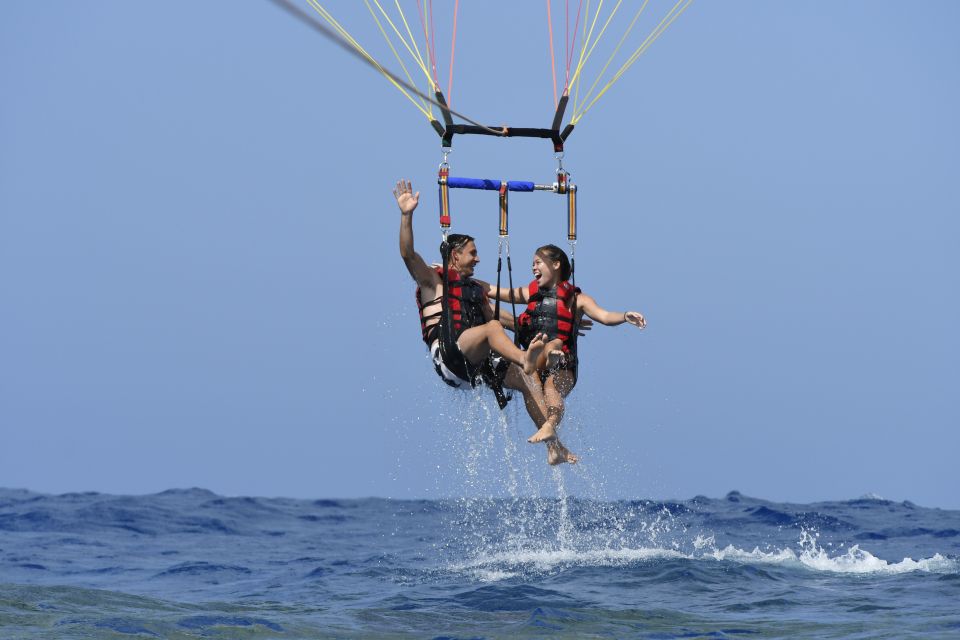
[502,364,548,429]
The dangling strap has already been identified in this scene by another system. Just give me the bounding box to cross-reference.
[569,240,579,356]
[494,242,503,323]
[438,240,459,361]
[506,247,519,347]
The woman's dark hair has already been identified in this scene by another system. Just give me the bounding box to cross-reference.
[441,233,474,258]
[535,244,571,281]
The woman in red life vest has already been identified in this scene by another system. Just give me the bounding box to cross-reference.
[487,245,646,462]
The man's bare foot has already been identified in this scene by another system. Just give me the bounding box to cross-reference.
[547,440,579,465]
[528,420,557,443]
[546,349,565,370]
[524,333,547,375]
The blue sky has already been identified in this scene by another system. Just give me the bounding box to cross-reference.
[2,1,957,507]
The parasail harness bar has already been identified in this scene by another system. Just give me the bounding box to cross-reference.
[432,90,575,153]
[432,89,579,412]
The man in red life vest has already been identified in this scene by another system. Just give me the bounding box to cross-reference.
[396,179,579,465]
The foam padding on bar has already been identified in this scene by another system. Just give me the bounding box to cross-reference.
[447,177,535,192]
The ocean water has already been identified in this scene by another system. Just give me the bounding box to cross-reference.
[2,390,958,639]
[2,484,959,639]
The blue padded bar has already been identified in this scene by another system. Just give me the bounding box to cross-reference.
[507,181,535,192]
[447,177,535,192]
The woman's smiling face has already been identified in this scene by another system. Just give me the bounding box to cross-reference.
[532,252,561,287]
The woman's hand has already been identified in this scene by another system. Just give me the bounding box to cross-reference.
[624,311,646,329]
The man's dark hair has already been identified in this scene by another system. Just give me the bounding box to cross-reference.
[535,244,572,281]
[441,233,474,257]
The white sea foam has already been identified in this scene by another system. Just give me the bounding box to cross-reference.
[705,543,956,575]
[698,529,959,575]
[452,546,688,578]
[450,533,958,580]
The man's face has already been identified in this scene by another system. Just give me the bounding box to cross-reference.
[451,240,479,277]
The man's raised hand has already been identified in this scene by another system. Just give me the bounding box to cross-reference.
[394,179,420,215]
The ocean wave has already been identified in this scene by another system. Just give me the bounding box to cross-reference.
[705,543,956,574]
[448,534,958,581]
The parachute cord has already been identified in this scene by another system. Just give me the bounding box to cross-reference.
[365,0,433,114]
[429,0,439,87]
[570,0,640,115]
[569,0,625,98]
[271,0,501,133]
[447,0,459,105]
[416,0,438,87]
[572,0,590,117]
[571,0,650,121]
[391,0,435,90]
[573,0,693,124]
[302,0,433,120]
[415,1,436,88]
[567,0,603,93]
[546,0,558,108]
[564,0,586,91]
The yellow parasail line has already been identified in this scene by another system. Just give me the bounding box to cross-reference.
[572,0,650,121]
[365,0,433,115]
[573,0,692,124]
[305,0,433,120]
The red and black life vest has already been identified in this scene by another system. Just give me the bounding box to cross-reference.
[416,266,488,346]
[517,279,579,354]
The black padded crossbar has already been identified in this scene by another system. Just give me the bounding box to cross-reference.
[434,91,574,152]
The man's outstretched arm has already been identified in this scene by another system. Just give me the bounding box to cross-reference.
[395,179,438,288]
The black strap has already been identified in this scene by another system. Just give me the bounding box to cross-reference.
[438,241,460,362]
[494,253,502,322]
[569,254,579,358]
[479,357,511,410]
[439,239,511,409]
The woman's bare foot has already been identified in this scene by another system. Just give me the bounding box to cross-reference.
[524,333,547,375]
[528,419,557,443]
[547,440,578,465]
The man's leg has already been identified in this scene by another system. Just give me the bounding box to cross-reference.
[457,320,545,375]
